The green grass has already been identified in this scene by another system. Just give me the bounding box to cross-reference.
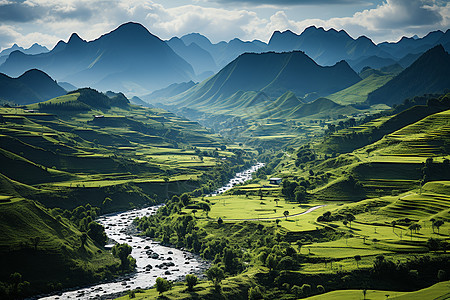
[305,280,450,300]
[326,73,395,105]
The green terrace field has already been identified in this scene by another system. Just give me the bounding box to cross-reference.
[0,89,252,211]
[0,89,259,297]
[305,280,450,300]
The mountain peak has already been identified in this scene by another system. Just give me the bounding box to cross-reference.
[68,33,85,45]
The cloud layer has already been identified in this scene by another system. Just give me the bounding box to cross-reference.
[0,0,448,51]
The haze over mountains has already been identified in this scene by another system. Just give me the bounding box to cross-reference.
[1,22,449,98]
[166,51,361,109]
[0,22,194,95]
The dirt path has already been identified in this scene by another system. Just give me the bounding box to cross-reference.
[221,205,327,221]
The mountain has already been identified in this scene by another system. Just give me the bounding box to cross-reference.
[367,45,450,106]
[0,43,48,65]
[142,81,197,103]
[267,26,391,66]
[179,33,267,69]
[326,68,396,105]
[0,69,66,105]
[0,22,195,95]
[347,55,398,72]
[169,51,361,109]
[378,30,448,59]
[58,81,77,92]
[167,37,217,78]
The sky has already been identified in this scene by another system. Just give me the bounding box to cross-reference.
[0,0,449,51]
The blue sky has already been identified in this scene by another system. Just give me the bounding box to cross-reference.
[0,0,448,51]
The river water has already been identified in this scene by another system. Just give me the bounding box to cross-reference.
[39,163,264,300]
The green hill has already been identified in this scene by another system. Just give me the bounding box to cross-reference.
[0,198,121,297]
[327,71,395,105]
[367,45,450,106]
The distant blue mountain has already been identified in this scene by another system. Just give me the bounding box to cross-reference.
[0,22,195,95]
[168,51,361,108]
[0,69,66,105]
[267,26,391,66]
[0,43,48,65]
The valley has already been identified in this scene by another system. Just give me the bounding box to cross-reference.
[0,18,449,300]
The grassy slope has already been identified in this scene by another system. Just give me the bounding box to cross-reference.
[0,198,120,294]
[326,72,394,105]
[305,280,450,300]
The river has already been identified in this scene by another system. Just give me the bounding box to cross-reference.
[39,163,264,300]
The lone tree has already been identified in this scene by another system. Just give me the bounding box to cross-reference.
[217,217,223,226]
[206,266,225,291]
[156,277,172,295]
[112,243,133,270]
[185,274,198,292]
[283,210,290,220]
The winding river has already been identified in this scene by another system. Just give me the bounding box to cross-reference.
[39,163,265,300]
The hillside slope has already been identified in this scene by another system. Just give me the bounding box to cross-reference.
[169,51,361,109]
[367,45,450,106]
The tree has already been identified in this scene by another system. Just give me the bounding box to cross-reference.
[354,255,361,268]
[192,209,197,218]
[274,198,279,206]
[185,274,198,291]
[156,277,171,295]
[217,217,223,226]
[345,213,356,228]
[433,220,444,234]
[283,210,289,220]
[258,188,263,200]
[294,185,307,203]
[201,203,211,217]
[391,220,397,233]
[206,266,225,291]
[301,284,311,296]
[112,243,133,270]
[87,221,107,246]
[408,223,421,240]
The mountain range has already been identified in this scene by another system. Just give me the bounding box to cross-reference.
[367,45,450,106]
[0,22,194,95]
[0,43,48,65]
[166,51,361,110]
[0,69,66,105]
[0,22,448,102]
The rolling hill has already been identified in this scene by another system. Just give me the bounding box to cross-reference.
[0,69,66,105]
[0,22,195,95]
[367,45,450,106]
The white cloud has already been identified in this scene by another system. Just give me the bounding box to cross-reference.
[0,0,448,51]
